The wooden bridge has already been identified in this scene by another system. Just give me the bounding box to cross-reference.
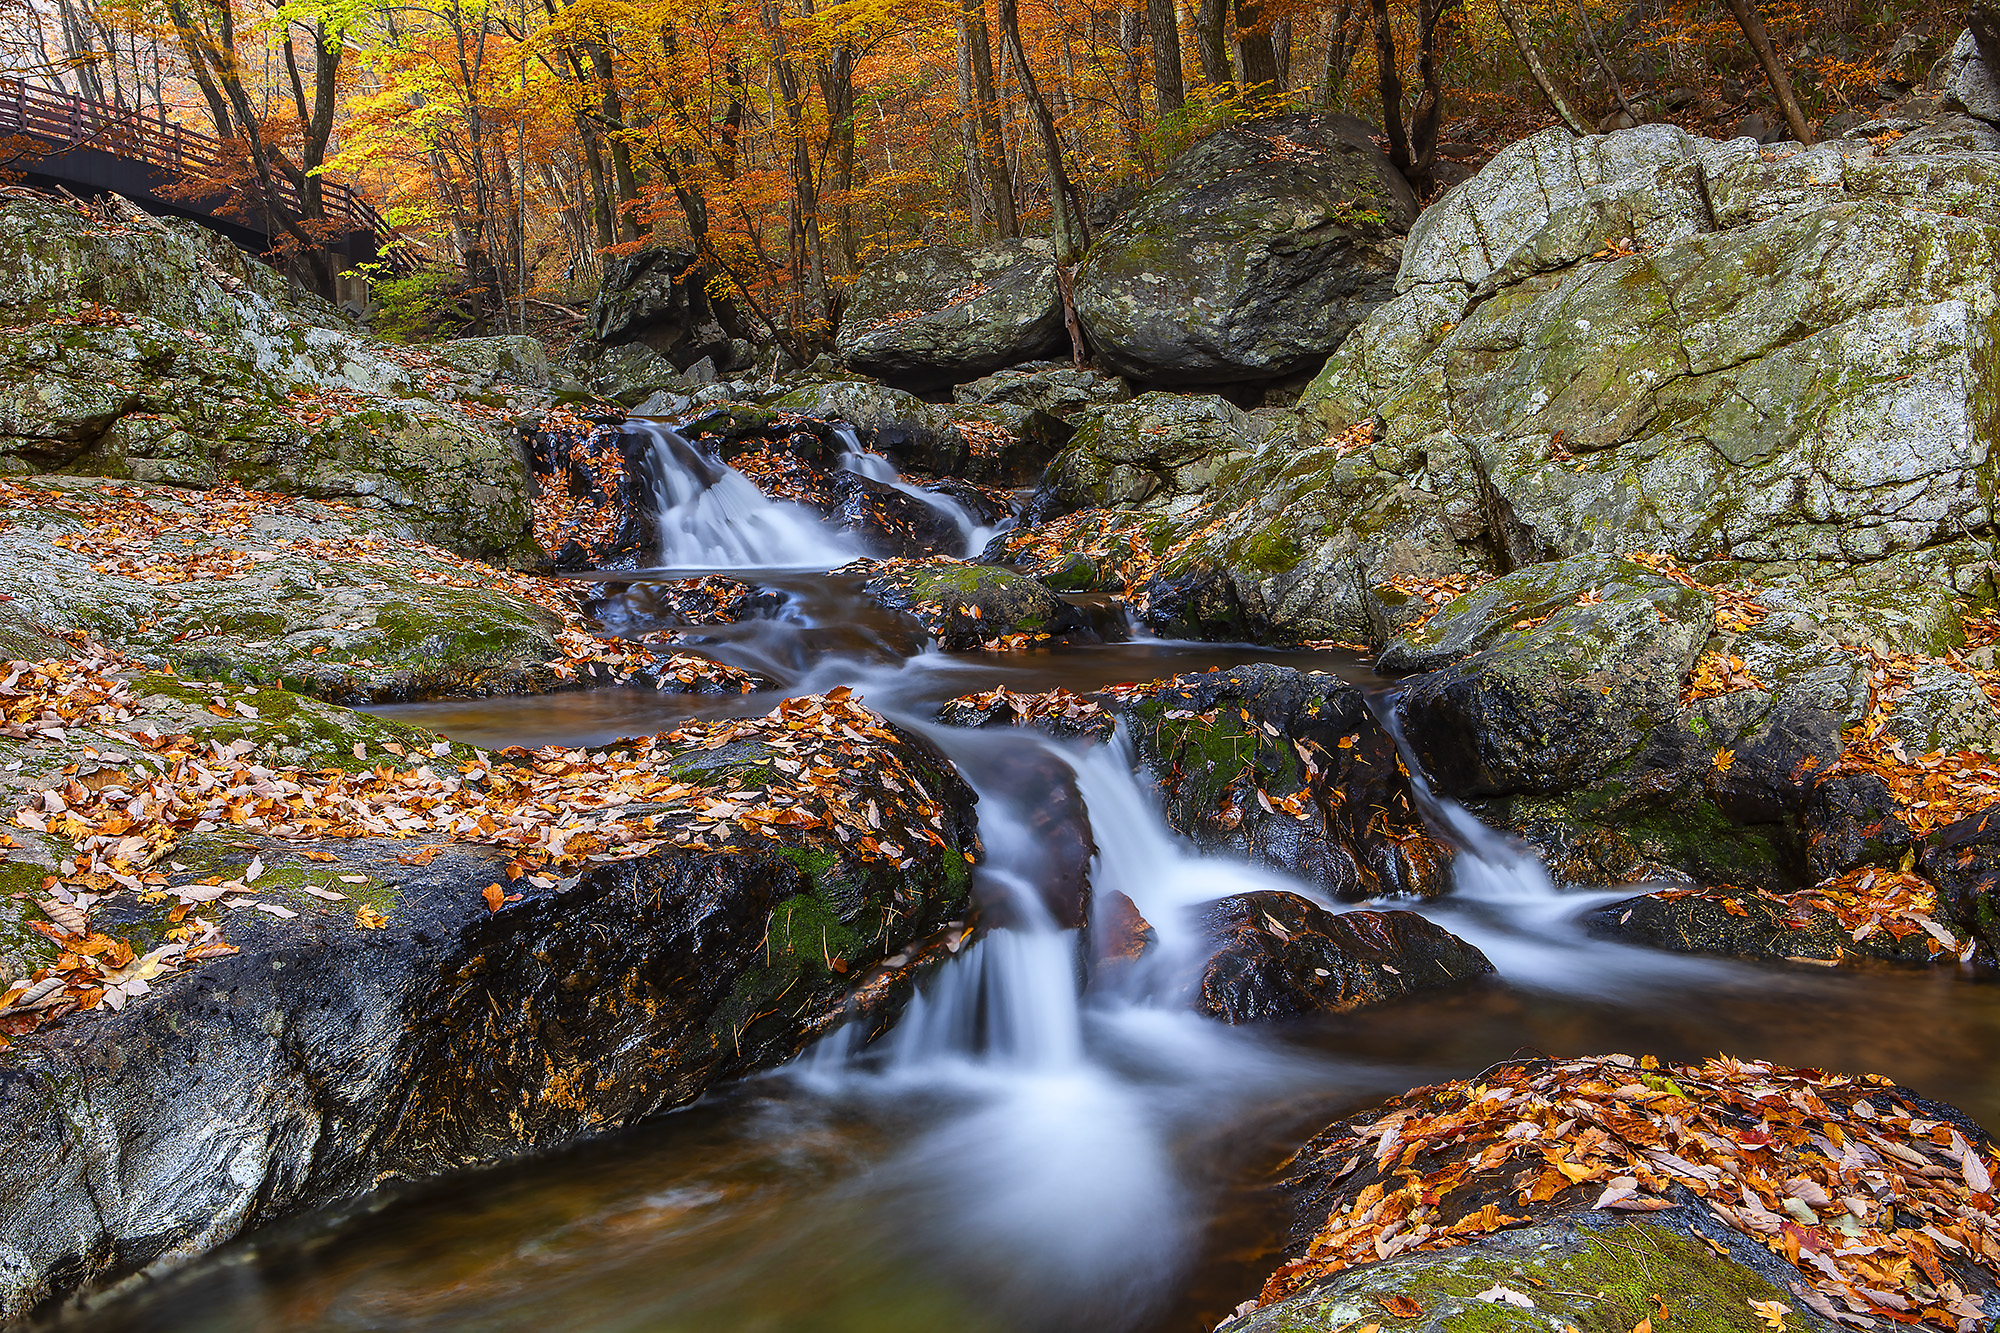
[0,78,404,279]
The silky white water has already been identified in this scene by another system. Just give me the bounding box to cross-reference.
[833,423,998,557]
[634,419,857,570]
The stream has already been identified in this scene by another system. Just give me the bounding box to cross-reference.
[71,424,2000,1333]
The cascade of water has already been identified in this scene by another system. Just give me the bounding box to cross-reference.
[631,419,856,571]
[830,424,1000,558]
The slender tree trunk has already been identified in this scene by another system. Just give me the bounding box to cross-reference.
[1494,0,1589,134]
[1120,7,1146,158]
[1146,0,1185,112]
[583,40,642,240]
[1572,0,1635,123]
[963,0,1017,237]
[1316,0,1358,105]
[1370,0,1407,166]
[996,0,1084,261]
[1271,16,1290,89]
[1722,0,1812,144]
[1195,0,1230,86]
[815,34,857,271]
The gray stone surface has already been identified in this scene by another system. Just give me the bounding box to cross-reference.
[837,239,1064,385]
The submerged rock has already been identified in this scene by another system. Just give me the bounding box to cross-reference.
[1191,892,1491,1023]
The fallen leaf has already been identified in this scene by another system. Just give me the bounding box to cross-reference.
[483,882,506,913]
[1379,1295,1424,1318]
[1748,1300,1789,1330]
[353,905,387,929]
[1474,1285,1535,1308]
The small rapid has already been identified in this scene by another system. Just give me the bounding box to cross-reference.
[832,424,1000,557]
[91,417,2000,1333]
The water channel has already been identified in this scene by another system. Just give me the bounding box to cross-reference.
[66,425,2000,1333]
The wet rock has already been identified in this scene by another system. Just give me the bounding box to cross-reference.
[1236,1214,1839,1333]
[1075,113,1417,386]
[1086,889,1156,988]
[584,341,688,405]
[1389,554,1712,798]
[1585,885,1941,965]
[951,363,1132,418]
[0,199,543,566]
[858,561,1090,651]
[0,706,980,1320]
[1190,892,1491,1023]
[836,239,1064,387]
[967,745,1096,930]
[1106,665,1450,900]
[1921,806,2000,962]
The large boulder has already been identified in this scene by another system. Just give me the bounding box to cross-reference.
[858,560,1092,650]
[1067,125,2000,646]
[0,684,979,1318]
[0,198,543,566]
[837,239,1065,387]
[584,245,743,372]
[0,476,570,702]
[951,362,1132,419]
[1075,113,1418,386]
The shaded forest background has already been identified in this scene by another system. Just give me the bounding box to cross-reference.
[0,0,1963,348]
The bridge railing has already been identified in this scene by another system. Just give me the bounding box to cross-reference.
[0,78,406,265]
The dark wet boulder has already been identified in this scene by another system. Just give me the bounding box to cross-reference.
[1190,892,1490,1023]
[1103,664,1450,900]
[958,743,1096,930]
[835,239,1064,387]
[1075,113,1417,386]
[0,697,980,1320]
[858,560,1091,651]
[1923,806,2000,963]
[1585,882,1948,965]
[1086,890,1156,989]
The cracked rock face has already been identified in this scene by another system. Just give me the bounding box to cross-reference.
[990,125,2000,647]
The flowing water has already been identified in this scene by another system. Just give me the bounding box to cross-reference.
[67,436,2000,1333]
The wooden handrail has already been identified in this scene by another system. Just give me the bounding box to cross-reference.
[0,77,405,264]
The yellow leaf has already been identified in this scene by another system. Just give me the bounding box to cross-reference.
[1747,1299,1789,1331]
[354,905,387,930]
[1713,747,1735,772]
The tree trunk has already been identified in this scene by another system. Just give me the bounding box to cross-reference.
[1370,0,1408,168]
[1722,0,1813,145]
[1316,0,1358,105]
[1120,7,1146,158]
[1572,0,1636,124]
[1493,0,1589,134]
[1146,0,1185,113]
[996,0,1084,262]
[1234,0,1279,96]
[1195,0,1231,86]
[963,0,1017,237]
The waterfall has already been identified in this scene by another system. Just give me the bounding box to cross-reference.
[630,419,855,571]
[831,424,999,558]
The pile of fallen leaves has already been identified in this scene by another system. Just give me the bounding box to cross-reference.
[1627,550,1770,633]
[1263,1055,2000,1330]
[1324,418,1380,456]
[1684,649,1767,705]
[1819,646,2000,836]
[4,655,960,1038]
[989,509,1163,600]
[943,686,1107,728]
[528,411,626,557]
[1379,573,1494,633]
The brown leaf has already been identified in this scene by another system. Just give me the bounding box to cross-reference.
[1379,1294,1425,1318]
[482,882,506,913]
